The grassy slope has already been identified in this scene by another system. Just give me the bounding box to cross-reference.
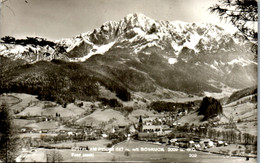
[177,111,205,125]
[223,101,257,136]
[222,86,257,135]
[76,109,130,128]
[178,86,257,133]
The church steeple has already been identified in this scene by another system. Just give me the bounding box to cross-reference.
[139,115,143,123]
[138,115,143,132]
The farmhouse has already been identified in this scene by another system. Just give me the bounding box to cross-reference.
[188,140,195,147]
[216,140,224,147]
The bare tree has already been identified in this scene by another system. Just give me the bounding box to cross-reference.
[46,150,63,162]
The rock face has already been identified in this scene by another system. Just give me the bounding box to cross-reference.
[0,13,257,100]
[198,97,223,121]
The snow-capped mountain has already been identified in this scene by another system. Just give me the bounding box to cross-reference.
[59,13,248,60]
[56,13,255,69]
[0,13,257,97]
[0,13,254,63]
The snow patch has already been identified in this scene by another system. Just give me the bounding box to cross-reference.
[204,63,219,71]
[129,27,160,42]
[171,41,183,55]
[9,45,27,54]
[132,27,146,36]
[210,64,219,71]
[213,60,219,66]
[195,62,201,66]
[73,41,115,62]
[228,57,257,67]
[182,33,201,53]
[143,51,151,55]
[168,58,177,64]
[0,44,7,51]
[144,34,159,41]
[133,41,163,54]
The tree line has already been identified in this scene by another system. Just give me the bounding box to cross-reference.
[149,101,194,113]
[1,36,56,48]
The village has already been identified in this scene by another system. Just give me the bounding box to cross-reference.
[1,92,256,162]
[16,104,256,160]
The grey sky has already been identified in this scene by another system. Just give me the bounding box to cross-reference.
[0,0,237,40]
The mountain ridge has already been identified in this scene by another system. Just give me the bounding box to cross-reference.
[1,13,250,62]
[0,13,257,104]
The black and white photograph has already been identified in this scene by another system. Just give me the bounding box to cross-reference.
[0,0,258,162]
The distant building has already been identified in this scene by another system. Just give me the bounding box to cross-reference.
[142,125,162,135]
[216,140,224,147]
[20,128,27,133]
[207,141,214,148]
[40,129,48,133]
[68,131,74,136]
[102,133,108,138]
[170,138,177,143]
[111,127,116,133]
[188,140,195,147]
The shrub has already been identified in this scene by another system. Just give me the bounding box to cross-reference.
[106,143,112,148]
[46,150,63,162]
[100,98,123,108]
[1,36,15,43]
[112,139,119,145]
[115,87,131,101]
[150,101,190,112]
[124,107,133,114]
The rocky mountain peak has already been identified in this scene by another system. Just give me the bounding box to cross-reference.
[0,13,254,64]
[122,13,156,30]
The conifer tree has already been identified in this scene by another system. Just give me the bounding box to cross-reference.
[209,0,258,54]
